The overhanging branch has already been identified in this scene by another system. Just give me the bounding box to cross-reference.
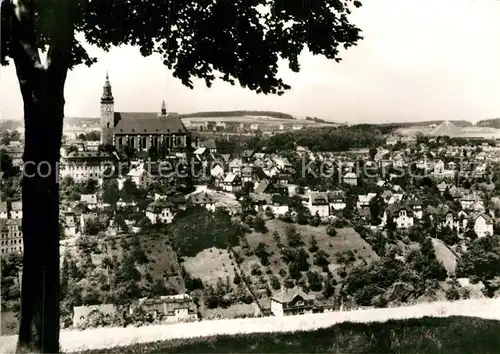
[46,0,81,80]
[10,0,43,85]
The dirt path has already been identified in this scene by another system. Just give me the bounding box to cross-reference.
[1,298,499,353]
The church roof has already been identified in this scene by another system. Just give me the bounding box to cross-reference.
[113,112,187,135]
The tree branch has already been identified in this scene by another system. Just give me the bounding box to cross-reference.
[10,0,43,93]
[46,0,80,77]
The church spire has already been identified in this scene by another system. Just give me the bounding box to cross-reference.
[161,100,167,115]
[101,72,114,103]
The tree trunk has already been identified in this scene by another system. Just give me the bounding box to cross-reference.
[17,73,66,353]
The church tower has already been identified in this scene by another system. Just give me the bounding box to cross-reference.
[160,100,167,115]
[100,72,114,146]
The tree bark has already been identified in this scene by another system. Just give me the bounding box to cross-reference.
[8,0,75,351]
[17,74,66,353]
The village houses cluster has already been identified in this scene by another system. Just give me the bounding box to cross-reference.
[1,76,499,326]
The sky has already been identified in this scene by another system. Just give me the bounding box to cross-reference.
[1,0,499,124]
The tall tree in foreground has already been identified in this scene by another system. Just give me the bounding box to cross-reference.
[1,0,362,352]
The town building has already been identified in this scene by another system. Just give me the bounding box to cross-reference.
[60,151,115,183]
[130,294,197,322]
[469,212,494,238]
[270,288,334,316]
[381,204,415,229]
[145,200,177,224]
[10,201,22,219]
[100,74,192,155]
[0,219,23,254]
[0,201,7,219]
[72,304,117,328]
[308,192,330,218]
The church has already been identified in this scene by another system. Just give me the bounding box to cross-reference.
[100,74,192,155]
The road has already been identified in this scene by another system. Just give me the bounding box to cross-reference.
[1,298,499,353]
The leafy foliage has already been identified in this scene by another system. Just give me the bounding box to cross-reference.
[1,0,362,94]
[170,207,245,257]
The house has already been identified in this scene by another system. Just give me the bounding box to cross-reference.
[241,149,255,161]
[116,197,137,208]
[193,147,210,159]
[60,151,115,183]
[356,193,377,209]
[145,199,177,224]
[10,201,22,219]
[201,139,218,153]
[469,213,494,238]
[270,288,317,316]
[252,152,266,162]
[222,173,242,193]
[275,172,292,185]
[436,181,449,194]
[228,158,243,175]
[254,180,288,196]
[328,190,346,211]
[470,200,486,212]
[274,157,292,170]
[386,135,400,146]
[434,160,445,173]
[72,304,117,328]
[131,294,197,323]
[308,192,330,218]
[263,166,280,178]
[64,210,77,237]
[0,219,23,254]
[249,193,290,216]
[343,172,358,186]
[295,145,310,154]
[460,194,483,210]
[127,163,151,188]
[249,193,273,213]
[408,200,423,220]
[80,194,98,208]
[241,165,259,183]
[269,194,291,216]
[0,202,7,219]
[388,193,404,205]
[382,204,414,229]
[188,193,216,212]
[381,190,393,204]
[210,163,225,178]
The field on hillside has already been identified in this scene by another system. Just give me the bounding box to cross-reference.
[72,316,500,354]
[431,238,457,276]
[181,116,334,125]
[73,233,185,293]
[182,248,237,287]
[236,219,378,302]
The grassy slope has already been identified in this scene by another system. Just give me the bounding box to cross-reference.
[240,220,378,294]
[183,248,237,287]
[71,316,500,354]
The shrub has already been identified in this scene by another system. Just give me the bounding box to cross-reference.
[327,225,337,237]
[242,294,254,304]
[445,287,460,301]
[253,216,268,233]
[270,276,281,290]
[251,264,263,276]
[284,278,295,289]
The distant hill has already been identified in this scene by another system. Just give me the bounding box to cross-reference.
[376,120,473,128]
[0,120,23,130]
[179,110,296,120]
[477,118,500,129]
